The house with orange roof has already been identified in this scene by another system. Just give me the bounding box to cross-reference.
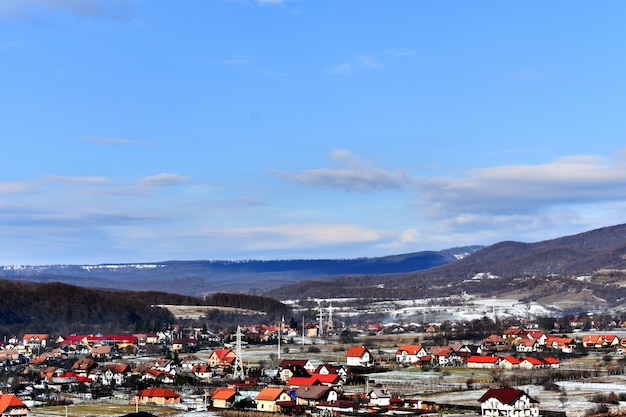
[482,335,507,352]
[515,338,539,353]
[0,394,28,417]
[346,346,374,367]
[255,387,293,412]
[135,387,181,405]
[544,335,576,353]
[210,387,238,409]
[582,334,619,348]
[395,345,427,364]
[22,333,49,349]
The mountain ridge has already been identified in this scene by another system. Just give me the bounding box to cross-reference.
[0,246,482,296]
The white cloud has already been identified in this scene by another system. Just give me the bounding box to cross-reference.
[222,223,389,250]
[43,175,112,184]
[0,181,35,195]
[417,153,626,217]
[272,149,410,192]
[139,173,190,189]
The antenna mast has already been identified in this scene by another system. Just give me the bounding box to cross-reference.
[232,325,245,380]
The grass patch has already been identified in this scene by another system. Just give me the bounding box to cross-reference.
[31,403,182,417]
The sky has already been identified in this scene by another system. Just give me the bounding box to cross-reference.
[1,0,626,265]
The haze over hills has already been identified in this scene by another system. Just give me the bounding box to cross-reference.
[4,223,626,313]
[0,246,481,297]
[273,223,626,312]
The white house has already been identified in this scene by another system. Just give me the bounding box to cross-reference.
[478,388,539,417]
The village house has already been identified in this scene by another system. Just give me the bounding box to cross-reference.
[191,364,212,380]
[429,346,460,366]
[519,357,544,370]
[478,388,539,417]
[515,338,539,353]
[544,335,576,353]
[395,345,427,365]
[208,348,236,368]
[582,334,620,348]
[294,385,338,407]
[467,355,500,369]
[0,394,29,417]
[278,359,315,382]
[314,363,346,378]
[346,346,375,367]
[22,334,49,349]
[368,388,392,407]
[482,335,508,352]
[210,387,238,409]
[255,387,293,412]
[135,387,181,405]
[499,356,521,370]
[101,364,131,386]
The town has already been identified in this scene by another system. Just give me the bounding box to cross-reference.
[1,310,626,417]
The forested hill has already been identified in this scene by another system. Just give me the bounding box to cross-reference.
[0,281,291,336]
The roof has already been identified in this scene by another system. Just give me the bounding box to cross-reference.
[467,355,500,363]
[500,356,520,365]
[211,348,234,360]
[136,387,181,399]
[521,357,544,365]
[346,346,369,357]
[294,385,332,400]
[256,387,286,401]
[478,388,538,405]
[0,394,27,413]
[396,345,424,355]
[212,387,238,401]
[279,359,310,368]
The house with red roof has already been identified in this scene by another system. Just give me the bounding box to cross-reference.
[478,388,539,417]
[101,364,131,386]
[135,387,181,405]
[395,345,427,364]
[542,357,561,368]
[208,348,236,367]
[0,394,28,417]
[346,346,374,367]
[519,357,544,370]
[467,355,500,369]
[499,356,520,370]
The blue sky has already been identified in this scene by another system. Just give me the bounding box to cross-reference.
[2,0,626,265]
